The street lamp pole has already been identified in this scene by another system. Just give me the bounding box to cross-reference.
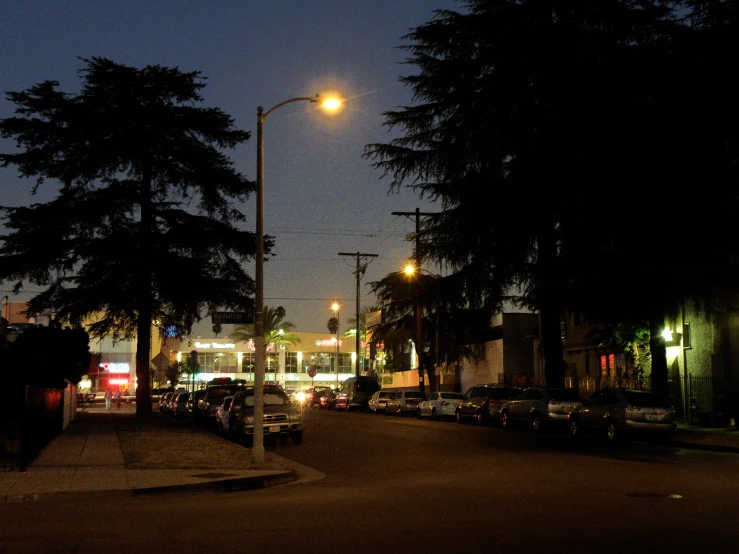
[332,303,340,389]
[405,264,442,395]
[254,95,339,466]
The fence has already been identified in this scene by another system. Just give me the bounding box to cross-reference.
[562,374,739,425]
[685,375,739,427]
[497,373,545,389]
[1,385,66,472]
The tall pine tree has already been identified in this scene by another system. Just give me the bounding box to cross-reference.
[365,0,682,387]
[0,57,263,416]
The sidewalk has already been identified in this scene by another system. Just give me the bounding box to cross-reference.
[671,421,739,453]
[0,404,325,504]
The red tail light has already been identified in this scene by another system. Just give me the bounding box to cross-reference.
[440,401,449,406]
[488,399,502,404]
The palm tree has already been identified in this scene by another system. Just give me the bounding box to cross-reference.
[345,304,381,341]
[230,306,301,350]
[327,317,338,335]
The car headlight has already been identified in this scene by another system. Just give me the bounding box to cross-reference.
[291,410,302,422]
[243,416,254,425]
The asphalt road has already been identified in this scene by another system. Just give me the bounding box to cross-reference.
[2,406,739,553]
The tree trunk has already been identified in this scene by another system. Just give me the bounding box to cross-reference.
[541,306,565,388]
[135,160,153,417]
[422,351,437,393]
[538,222,565,388]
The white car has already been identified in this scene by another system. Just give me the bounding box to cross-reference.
[417,391,465,420]
[386,391,427,416]
[216,395,234,434]
[367,390,395,414]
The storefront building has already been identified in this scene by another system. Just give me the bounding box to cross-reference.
[3,300,384,393]
[164,332,377,391]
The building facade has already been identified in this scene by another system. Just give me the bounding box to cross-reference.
[459,312,539,393]
[162,332,375,391]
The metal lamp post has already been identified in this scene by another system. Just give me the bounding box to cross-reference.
[332,303,340,390]
[253,94,341,466]
[404,264,440,395]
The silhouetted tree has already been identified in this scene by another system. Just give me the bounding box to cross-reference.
[0,57,263,416]
[365,1,739,392]
[3,324,91,387]
[165,360,186,389]
[326,317,339,336]
[369,270,479,389]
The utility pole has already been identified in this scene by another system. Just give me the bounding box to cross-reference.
[338,251,378,378]
[392,208,438,394]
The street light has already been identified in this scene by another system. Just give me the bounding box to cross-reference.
[404,265,425,394]
[404,264,442,395]
[253,94,341,466]
[332,302,340,390]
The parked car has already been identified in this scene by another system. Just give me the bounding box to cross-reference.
[228,385,303,446]
[417,391,465,420]
[567,388,677,442]
[77,392,95,405]
[187,389,207,422]
[167,391,183,415]
[320,388,340,409]
[197,382,245,426]
[499,386,582,431]
[337,376,381,411]
[386,391,427,416]
[305,386,333,407]
[216,395,234,434]
[368,390,395,414]
[171,391,191,419]
[456,384,522,425]
[334,389,350,410]
[159,391,174,413]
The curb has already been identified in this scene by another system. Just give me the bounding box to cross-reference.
[133,470,297,496]
[2,489,134,504]
[669,441,739,454]
[1,470,297,504]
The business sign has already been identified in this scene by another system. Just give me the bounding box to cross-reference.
[365,309,382,328]
[211,311,252,324]
[194,341,236,349]
[100,362,130,373]
[316,339,342,347]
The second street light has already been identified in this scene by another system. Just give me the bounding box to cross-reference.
[404,264,441,395]
[253,94,341,466]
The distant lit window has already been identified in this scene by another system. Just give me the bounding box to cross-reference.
[285,352,298,373]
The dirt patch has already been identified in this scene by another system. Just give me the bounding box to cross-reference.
[114,414,256,470]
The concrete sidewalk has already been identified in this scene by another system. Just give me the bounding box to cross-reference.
[0,404,325,504]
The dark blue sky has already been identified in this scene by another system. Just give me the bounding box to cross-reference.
[0,0,460,335]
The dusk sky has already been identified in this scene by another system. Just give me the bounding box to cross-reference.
[0,0,461,336]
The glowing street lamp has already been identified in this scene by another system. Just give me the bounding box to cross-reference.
[253,93,342,466]
[404,263,442,394]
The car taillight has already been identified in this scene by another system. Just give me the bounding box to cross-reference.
[440,401,449,406]
[488,399,501,404]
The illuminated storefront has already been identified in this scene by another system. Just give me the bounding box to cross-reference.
[165,332,375,390]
